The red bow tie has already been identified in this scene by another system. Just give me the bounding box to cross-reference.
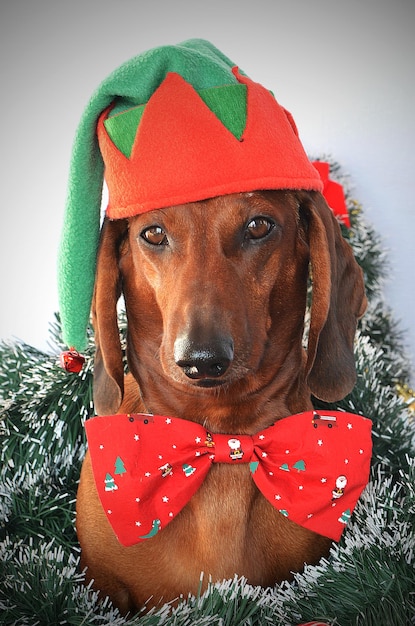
[85,410,372,547]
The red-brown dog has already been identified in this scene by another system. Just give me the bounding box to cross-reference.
[76,188,366,613]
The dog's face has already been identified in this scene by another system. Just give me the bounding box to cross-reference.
[93,190,366,425]
[123,191,309,388]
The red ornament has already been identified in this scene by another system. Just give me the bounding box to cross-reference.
[60,349,85,373]
[312,161,351,228]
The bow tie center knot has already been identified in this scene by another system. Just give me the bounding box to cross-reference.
[209,433,254,464]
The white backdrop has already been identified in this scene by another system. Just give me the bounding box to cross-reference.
[1,0,414,379]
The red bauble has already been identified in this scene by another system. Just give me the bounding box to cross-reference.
[60,349,85,373]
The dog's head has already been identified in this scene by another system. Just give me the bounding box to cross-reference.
[92,189,366,416]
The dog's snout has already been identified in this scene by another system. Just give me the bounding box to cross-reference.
[174,335,234,381]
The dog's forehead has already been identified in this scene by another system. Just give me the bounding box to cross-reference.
[205,190,302,226]
[234,190,299,212]
[128,190,300,228]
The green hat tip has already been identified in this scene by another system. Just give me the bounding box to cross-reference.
[58,39,239,351]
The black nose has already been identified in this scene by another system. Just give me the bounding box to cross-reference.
[174,336,234,380]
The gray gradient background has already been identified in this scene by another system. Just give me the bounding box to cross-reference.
[1,0,414,379]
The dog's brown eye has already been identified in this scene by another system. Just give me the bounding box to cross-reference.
[245,217,274,240]
[140,226,168,246]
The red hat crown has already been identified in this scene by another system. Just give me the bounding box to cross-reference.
[97,67,323,218]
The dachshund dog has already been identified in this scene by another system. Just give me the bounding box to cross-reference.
[76,189,366,614]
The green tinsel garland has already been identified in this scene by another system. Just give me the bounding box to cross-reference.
[1,160,414,625]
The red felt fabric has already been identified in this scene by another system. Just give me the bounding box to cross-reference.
[85,410,372,547]
[97,67,323,219]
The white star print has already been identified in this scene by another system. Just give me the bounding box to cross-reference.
[99,444,104,450]
[347,423,353,430]
[158,455,163,460]
[134,434,139,441]
[166,418,172,424]
[172,444,177,449]
[344,459,349,464]
[318,440,323,446]
[261,452,268,458]
[144,472,151,477]
[107,509,112,514]
[169,512,174,517]
[298,485,304,490]
[135,498,140,503]
[275,494,281,500]
[285,449,290,454]
[195,437,201,443]
[321,477,327,483]
[359,449,364,454]
[269,471,274,476]
[135,521,141,527]
[195,451,201,456]
[162,496,169,503]
[259,435,265,440]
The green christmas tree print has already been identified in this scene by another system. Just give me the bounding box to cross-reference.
[105,473,118,491]
[292,460,306,472]
[114,456,126,476]
[338,508,351,525]
[182,463,196,477]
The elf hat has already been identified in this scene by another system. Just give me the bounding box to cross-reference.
[58,39,323,353]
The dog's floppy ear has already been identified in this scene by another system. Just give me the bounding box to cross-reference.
[300,191,367,402]
[92,217,127,415]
